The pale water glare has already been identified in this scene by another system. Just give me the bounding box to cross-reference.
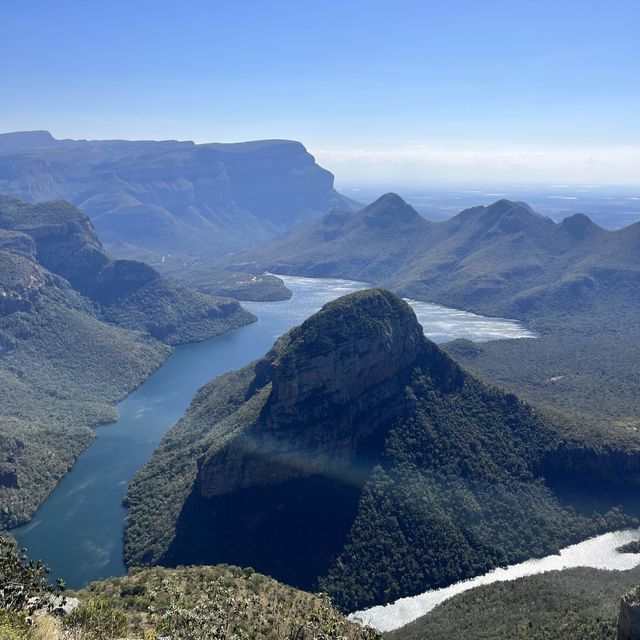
[350,528,640,632]
[275,275,536,342]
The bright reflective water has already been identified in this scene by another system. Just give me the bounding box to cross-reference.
[14,276,533,588]
[350,528,640,632]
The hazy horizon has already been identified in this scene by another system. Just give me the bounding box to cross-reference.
[3,0,639,186]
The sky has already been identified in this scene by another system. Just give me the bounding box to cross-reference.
[1,0,639,185]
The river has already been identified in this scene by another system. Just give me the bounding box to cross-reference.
[14,275,535,588]
[350,528,640,632]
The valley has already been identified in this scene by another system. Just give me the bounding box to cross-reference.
[0,196,253,529]
[123,288,640,617]
[3,4,639,637]
[13,275,533,589]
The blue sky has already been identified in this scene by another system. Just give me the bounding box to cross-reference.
[2,0,639,184]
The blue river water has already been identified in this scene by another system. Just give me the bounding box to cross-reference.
[14,276,534,588]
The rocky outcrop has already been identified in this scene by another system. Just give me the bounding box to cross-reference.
[126,287,640,608]
[0,196,255,344]
[0,229,36,259]
[198,290,425,497]
[0,251,62,315]
[540,445,640,490]
[618,586,640,640]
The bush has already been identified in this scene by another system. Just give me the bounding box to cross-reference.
[0,536,64,614]
[65,599,128,640]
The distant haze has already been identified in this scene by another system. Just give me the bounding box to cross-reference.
[2,1,639,186]
[313,144,640,187]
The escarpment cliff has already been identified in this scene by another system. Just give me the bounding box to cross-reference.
[126,288,640,611]
[0,132,355,263]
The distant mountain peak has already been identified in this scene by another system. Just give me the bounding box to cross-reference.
[560,212,602,238]
[487,198,542,217]
[0,130,56,152]
[362,192,425,228]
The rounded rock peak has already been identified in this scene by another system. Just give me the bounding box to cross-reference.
[362,193,422,226]
[561,212,600,236]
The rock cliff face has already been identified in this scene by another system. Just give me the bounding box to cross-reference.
[618,586,640,640]
[0,196,255,343]
[0,131,354,262]
[198,290,424,497]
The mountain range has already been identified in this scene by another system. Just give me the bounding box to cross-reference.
[0,130,354,268]
[0,195,253,528]
[124,289,640,612]
[239,193,640,322]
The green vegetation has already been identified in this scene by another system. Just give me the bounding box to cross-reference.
[0,288,168,528]
[619,541,640,554]
[125,365,259,567]
[0,536,65,613]
[170,267,293,302]
[125,289,640,612]
[0,196,254,528]
[318,371,638,611]
[64,599,129,639]
[445,313,640,434]
[101,278,253,345]
[75,565,380,639]
[388,566,640,640]
[1,537,377,639]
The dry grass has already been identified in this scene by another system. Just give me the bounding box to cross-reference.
[29,616,62,640]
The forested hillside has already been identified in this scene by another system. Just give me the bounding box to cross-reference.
[125,289,640,612]
[0,196,254,528]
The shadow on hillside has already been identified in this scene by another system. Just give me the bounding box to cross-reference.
[161,474,362,590]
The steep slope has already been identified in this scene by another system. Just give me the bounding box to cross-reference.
[0,196,254,528]
[0,131,354,265]
[0,196,254,343]
[244,195,639,321]
[125,289,640,612]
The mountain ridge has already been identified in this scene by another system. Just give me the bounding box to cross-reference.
[0,130,356,267]
[241,194,639,322]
